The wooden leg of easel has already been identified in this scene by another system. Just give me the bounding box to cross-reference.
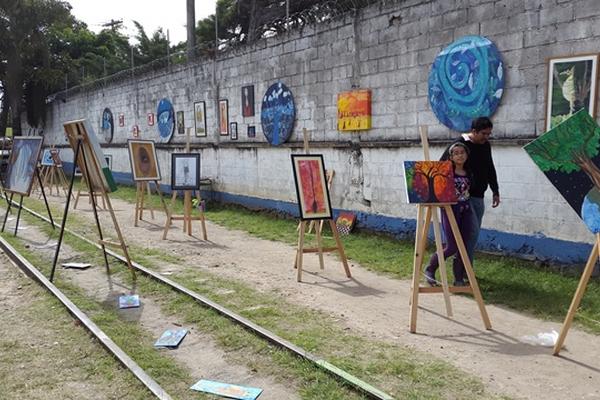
[315,219,325,270]
[410,205,426,332]
[553,235,599,355]
[307,220,315,234]
[74,189,81,209]
[139,182,146,221]
[154,181,169,216]
[147,182,155,220]
[297,221,306,281]
[431,207,453,317]
[196,191,208,240]
[102,193,136,281]
[329,219,351,277]
[134,183,141,227]
[444,205,491,330]
[184,191,192,235]
[162,192,177,240]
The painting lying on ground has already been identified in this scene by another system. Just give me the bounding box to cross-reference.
[428,35,504,132]
[190,380,263,400]
[261,82,295,146]
[524,109,600,233]
[337,89,371,131]
[157,98,175,143]
[41,149,54,166]
[403,161,457,204]
[291,154,332,220]
[101,107,114,143]
[545,54,598,131]
[171,153,200,190]
[4,137,43,196]
[128,140,161,181]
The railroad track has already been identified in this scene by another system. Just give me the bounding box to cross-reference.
[1,200,394,400]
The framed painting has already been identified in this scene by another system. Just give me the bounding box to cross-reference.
[147,112,155,126]
[403,161,457,204]
[50,149,62,167]
[261,82,295,146]
[247,125,256,138]
[128,139,161,181]
[157,98,175,143]
[63,119,117,192]
[4,137,43,196]
[104,155,113,171]
[291,154,332,220]
[41,149,54,166]
[230,122,238,140]
[171,153,200,190]
[176,110,185,135]
[219,99,229,136]
[337,89,372,131]
[132,124,140,138]
[194,101,207,137]
[101,107,114,143]
[241,85,255,117]
[118,113,125,127]
[545,54,599,131]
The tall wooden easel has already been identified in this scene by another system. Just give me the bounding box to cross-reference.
[162,128,208,240]
[37,149,72,198]
[553,234,599,355]
[134,181,168,227]
[50,119,136,283]
[409,126,491,333]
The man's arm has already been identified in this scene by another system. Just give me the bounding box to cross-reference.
[488,145,500,207]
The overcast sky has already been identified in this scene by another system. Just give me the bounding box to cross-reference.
[66,0,218,44]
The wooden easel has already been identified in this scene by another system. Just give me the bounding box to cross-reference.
[134,181,168,227]
[409,126,491,333]
[162,128,208,240]
[50,119,136,283]
[38,159,72,198]
[553,234,599,355]
[74,174,107,210]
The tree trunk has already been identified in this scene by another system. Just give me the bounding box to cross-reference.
[427,176,438,203]
[247,0,258,42]
[0,91,8,136]
[576,154,600,190]
[6,45,23,136]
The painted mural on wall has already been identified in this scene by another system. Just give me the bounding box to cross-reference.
[337,89,372,131]
[524,110,600,233]
[428,35,504,132]
[156,98,175,143]
[261,82,295,146]
[101,107,114,143]
[403,161,457,204]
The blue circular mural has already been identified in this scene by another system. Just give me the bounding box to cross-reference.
[428,35,504,132]
[261,82,295,146]
[101,107,114,143]
[157,98,175,143]
[582,187,600,233]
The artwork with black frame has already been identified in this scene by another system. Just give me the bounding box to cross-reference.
[241,85,255,117]
[194,101,207,137]
[247,125,256,138]
[171,153,200,190]
[230,122,238,140]
[290,154,333,220]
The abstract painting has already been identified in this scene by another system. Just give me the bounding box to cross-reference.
[41,149,54,166]
[428,35,504,132]
[156,98,175,143]
[171,153,200,190]
[194,101,207,137]
[291,154,332,220]
[336,211,357,235]
[128,139,161,181]
[403,161,457,204]
[190,380,263,400]
[4,137,43,196]
[247,125,256,138]
[219,99,229,136]
[546,54,598,131]
[261,82,295,146]
[337,89,372,131]
[101,107,114,143]
[525,109,600,233]
[176,110,185,135]
[230,122,238,140]
[241,85,255,117]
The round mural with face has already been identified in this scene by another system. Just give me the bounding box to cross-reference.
[156,98,175,143]
[101,108,114,143]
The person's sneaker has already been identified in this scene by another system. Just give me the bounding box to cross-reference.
[424,269,438,287]
[453,280,467,287]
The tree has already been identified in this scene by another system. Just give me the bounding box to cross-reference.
[132,21,170,66]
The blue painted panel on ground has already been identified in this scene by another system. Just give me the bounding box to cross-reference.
[65,162,593,265]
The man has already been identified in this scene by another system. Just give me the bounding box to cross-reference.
[441,116,500,263]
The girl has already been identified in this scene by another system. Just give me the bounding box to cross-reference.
[424,142,474,287]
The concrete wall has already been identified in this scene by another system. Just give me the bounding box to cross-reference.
[36,0,600,263]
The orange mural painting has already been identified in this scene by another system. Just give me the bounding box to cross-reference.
[337,89,372,131]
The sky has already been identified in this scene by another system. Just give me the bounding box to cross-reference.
[66,0,218,44]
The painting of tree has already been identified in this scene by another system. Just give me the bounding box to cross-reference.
[524,109,600,233]
[404,161,456,204]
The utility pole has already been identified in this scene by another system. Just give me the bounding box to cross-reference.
[101,19,123,31]
[186,0,196,61]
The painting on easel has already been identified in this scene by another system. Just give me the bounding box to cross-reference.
[171,153,200,190]
[41,149,54,166]
[291,154,332,220]
[4,137,43,196]
[403,161,457,204]
[128,140,161,181]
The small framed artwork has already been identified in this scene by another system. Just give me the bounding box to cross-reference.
[147,112,155,126]
[128,139,161,181]
[219,99,229,136]
[241,85,255,117]
[171,153,200,190]
[41,149,54,166]
[104,154,113,171]
[247,125,256,138]
[290,154,333,220]
[132,125,140,138]
[230,122,238,140]
[194,101,207,137]
[118,113,125,127]
[337,89,372,131]
[176,110,185,134]
[546,54,599,131]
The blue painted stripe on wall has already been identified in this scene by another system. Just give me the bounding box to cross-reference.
[65,162,593,264]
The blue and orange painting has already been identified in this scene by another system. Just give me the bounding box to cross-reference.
[157,98,175,143]
[261,82,295,146]
[403,161,457,204]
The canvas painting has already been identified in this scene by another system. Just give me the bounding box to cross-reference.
[50,149,62,167]
[230,122,238,140]
[157,98,175,143]
[261,82,295,146]
[63,119,117,192]
[241,85,255,117]
[176,110,185,135]
[104,155,112,171]
[525,109,600,233]
[128,140,161,181]
[194,101,207,137]
[190,380,263,400]
[41,149,54,166]
[546,54,598,131]
[171,153,200,190]
[335,211,357,235]
[154,329,188,348]
[291,154,332,220]
[118,294,140,309]
[101,107,114,143]
[247,125,256,138]
[4,137,43,196]
[219,99,229,135]
[337,89,372,131]
[403,161,457,204]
